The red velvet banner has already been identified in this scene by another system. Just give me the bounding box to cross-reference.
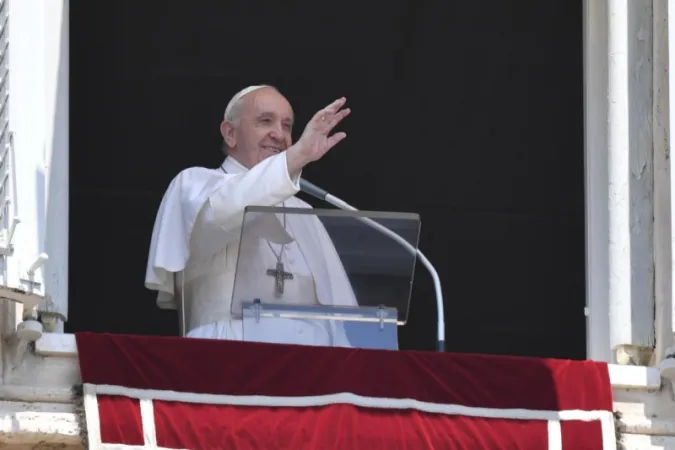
[76,333,615,449]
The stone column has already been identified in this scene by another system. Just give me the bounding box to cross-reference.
[585,0,657,365]
[607,0,655,365]
[584,0,612,362]
[3,0,70,336]
[41,0,70,332]
[653,0,674,365]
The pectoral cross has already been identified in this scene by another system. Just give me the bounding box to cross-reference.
[266,261,293,297]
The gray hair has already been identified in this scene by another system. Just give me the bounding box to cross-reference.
[221,84,278,156]
[223,84,276,124]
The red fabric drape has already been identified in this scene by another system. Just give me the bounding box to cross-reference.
[77,333,614,450]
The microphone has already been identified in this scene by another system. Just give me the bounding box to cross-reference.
[299,179,328,201]
[299,178,446,352]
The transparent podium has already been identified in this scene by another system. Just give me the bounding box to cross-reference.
[230,205,420,350]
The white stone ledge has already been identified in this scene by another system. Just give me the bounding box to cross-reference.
[36,333,664,391]
[608,364,662,390]
[0,385,75,404]
[620,414,675,437]
[35,332,77,357]
[621,434,675,450]
[0,405,81,447]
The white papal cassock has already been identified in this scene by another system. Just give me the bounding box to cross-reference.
[145,152,358,347]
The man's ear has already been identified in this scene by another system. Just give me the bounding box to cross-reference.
[220,120,236,148]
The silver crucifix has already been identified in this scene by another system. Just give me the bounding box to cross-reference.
[266,261,293,297]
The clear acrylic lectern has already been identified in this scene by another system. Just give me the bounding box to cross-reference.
[230,205,420,350]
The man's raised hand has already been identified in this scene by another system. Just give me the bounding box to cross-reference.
[286,98,350,174]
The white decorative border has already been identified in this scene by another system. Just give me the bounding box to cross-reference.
[84,385,183,450]
[139,399,158,448]
[83,384,102,448]
[83,383,616,450]
[547,420,562,450]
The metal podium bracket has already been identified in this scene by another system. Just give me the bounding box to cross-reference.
[377,305,386,331]
[253,299,261,324]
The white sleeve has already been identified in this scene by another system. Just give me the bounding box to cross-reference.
[190,152,301,252]
[145,152,301,307]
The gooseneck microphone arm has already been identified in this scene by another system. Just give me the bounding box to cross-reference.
[299,179,446,352]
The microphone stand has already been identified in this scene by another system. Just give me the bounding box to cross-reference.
[300,179,445,352]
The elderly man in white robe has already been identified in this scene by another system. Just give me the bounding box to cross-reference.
[145,85,359,347]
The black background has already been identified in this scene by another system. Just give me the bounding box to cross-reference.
[69,1,586,359]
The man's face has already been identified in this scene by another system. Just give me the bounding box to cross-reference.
[224,88,294,168]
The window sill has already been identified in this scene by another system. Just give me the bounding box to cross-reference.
[34,333,663,390]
